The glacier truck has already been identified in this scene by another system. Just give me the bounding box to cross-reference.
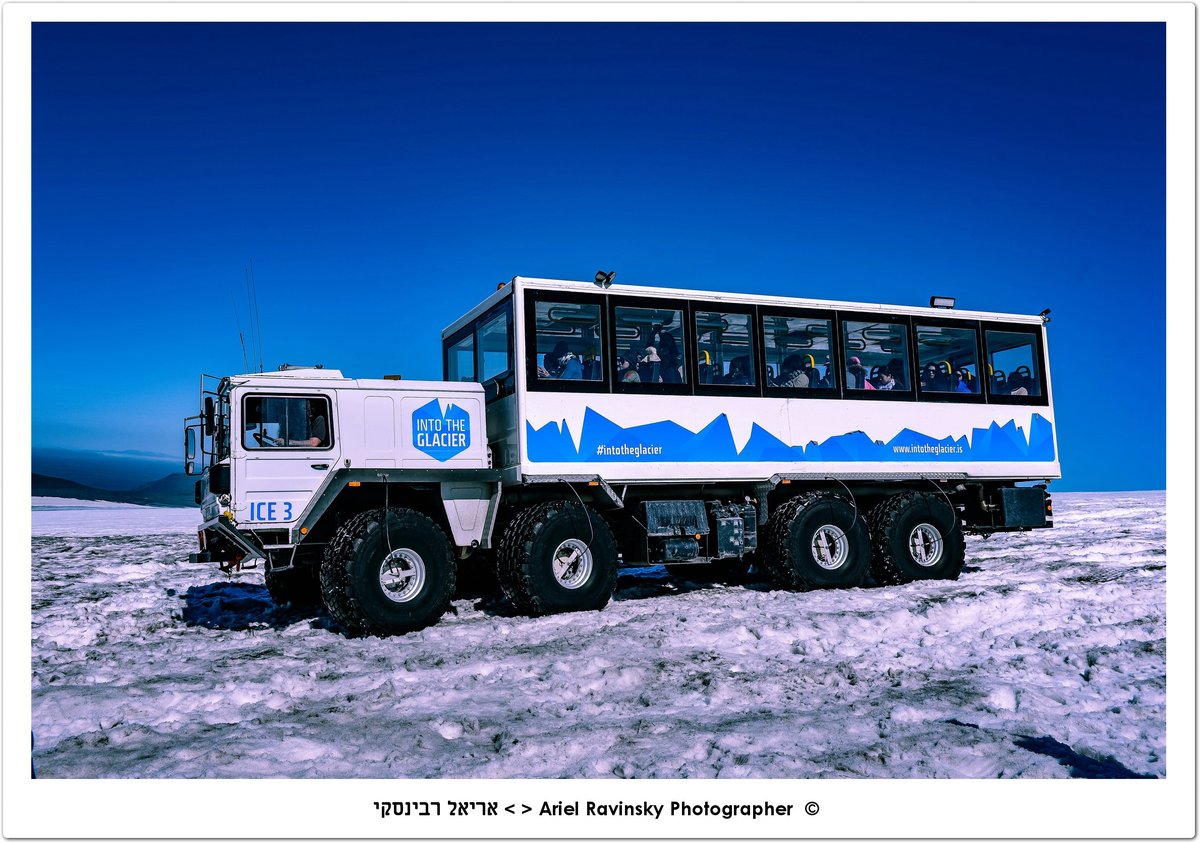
[184,275,1058,635]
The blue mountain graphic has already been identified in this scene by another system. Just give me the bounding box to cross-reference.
[526,408,1056,464]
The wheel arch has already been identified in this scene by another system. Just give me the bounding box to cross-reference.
[292,468,500,552]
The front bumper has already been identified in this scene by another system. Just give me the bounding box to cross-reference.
[190,515,266,570]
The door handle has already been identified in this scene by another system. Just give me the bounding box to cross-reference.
[311,463,329,470]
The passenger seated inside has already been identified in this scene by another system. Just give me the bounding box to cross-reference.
[618,350,641,383]
[876,369,897,390]
[538,341,583,379]
[656,331,684,384]
[955,368,976,393]
[1006,367,1033,396]
[774,354,809,388]
[920,362,953,392]
[885,359,907,390]
[919,363,938,391]
[799,354,823,388]
[638,346,662,383]
[936,362,954,391]
[725,355,752,385]
[847,356,874,390]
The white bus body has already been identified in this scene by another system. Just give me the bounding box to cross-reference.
[444,277,1058,487]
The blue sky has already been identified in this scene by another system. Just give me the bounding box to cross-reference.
[31,22,1165,491]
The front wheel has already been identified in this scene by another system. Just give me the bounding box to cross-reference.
[762,492,870,590]
[868,492,965,584]
[320,507,456,636]
[497,500,618,616]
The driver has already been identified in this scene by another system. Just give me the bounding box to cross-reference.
[289,413,327,446]
[259,412,327,447]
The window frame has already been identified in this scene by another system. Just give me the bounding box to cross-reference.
[442,325,477,384]
[442,296,516,404]
[835,310,916,402]
[523,288,610,394]
[241,393,335,451]
[758,305,842,401]
[981,321,1050,407]
[910,315,987,405]
[477,298,515,401]
[608,294,693,396]
[690,302,761,397]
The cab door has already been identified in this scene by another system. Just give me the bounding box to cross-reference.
[235,391,340,528]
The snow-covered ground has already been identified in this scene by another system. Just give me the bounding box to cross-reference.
[30,492,1164,778]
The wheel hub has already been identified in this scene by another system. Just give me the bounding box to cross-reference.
[551,538,593,589]
[378,547,426,603]
[811,524,849,570]
[908,523,944,567]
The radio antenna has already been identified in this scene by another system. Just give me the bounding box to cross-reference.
[248,258,264,372]
[231,286,249,373]
[244,266,257,373]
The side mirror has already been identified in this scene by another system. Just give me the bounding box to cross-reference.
[185,427,197,465]
[204,397,215,438]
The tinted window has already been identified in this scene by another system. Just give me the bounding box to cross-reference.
[614,305,687,386]
[533,300,603,382]
[695,310,755,386]
[243,396,331,449]
[842,319,911,392]
[986,330,1042,397]
[915,324,980,395]
[762,314,836,390]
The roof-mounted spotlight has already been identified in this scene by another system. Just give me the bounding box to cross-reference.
[1040,308,1052,323]
[595,270,615,289]
[930,296,956,309]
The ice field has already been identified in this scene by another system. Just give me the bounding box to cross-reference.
[30,492,1165,778]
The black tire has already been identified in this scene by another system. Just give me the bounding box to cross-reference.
[761,492,870,590]
[497,500,618,616]
[264,563,322,607]
[869,491,966,585]
[319,507,456,636]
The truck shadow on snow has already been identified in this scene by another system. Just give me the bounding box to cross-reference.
[177,582,343,633]
[178,561,967,632]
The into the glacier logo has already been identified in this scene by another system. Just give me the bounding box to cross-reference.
[411,399,471,461]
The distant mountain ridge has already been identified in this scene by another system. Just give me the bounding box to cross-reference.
[33,473,194,508]
[33,447,182,491]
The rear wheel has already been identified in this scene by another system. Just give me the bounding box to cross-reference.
[498,500,618,616]
[319,507,456,636]
[762,492,870,590]
[869,492,965,584]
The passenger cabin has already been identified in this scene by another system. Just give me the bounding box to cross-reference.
[441,276,1059,488]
